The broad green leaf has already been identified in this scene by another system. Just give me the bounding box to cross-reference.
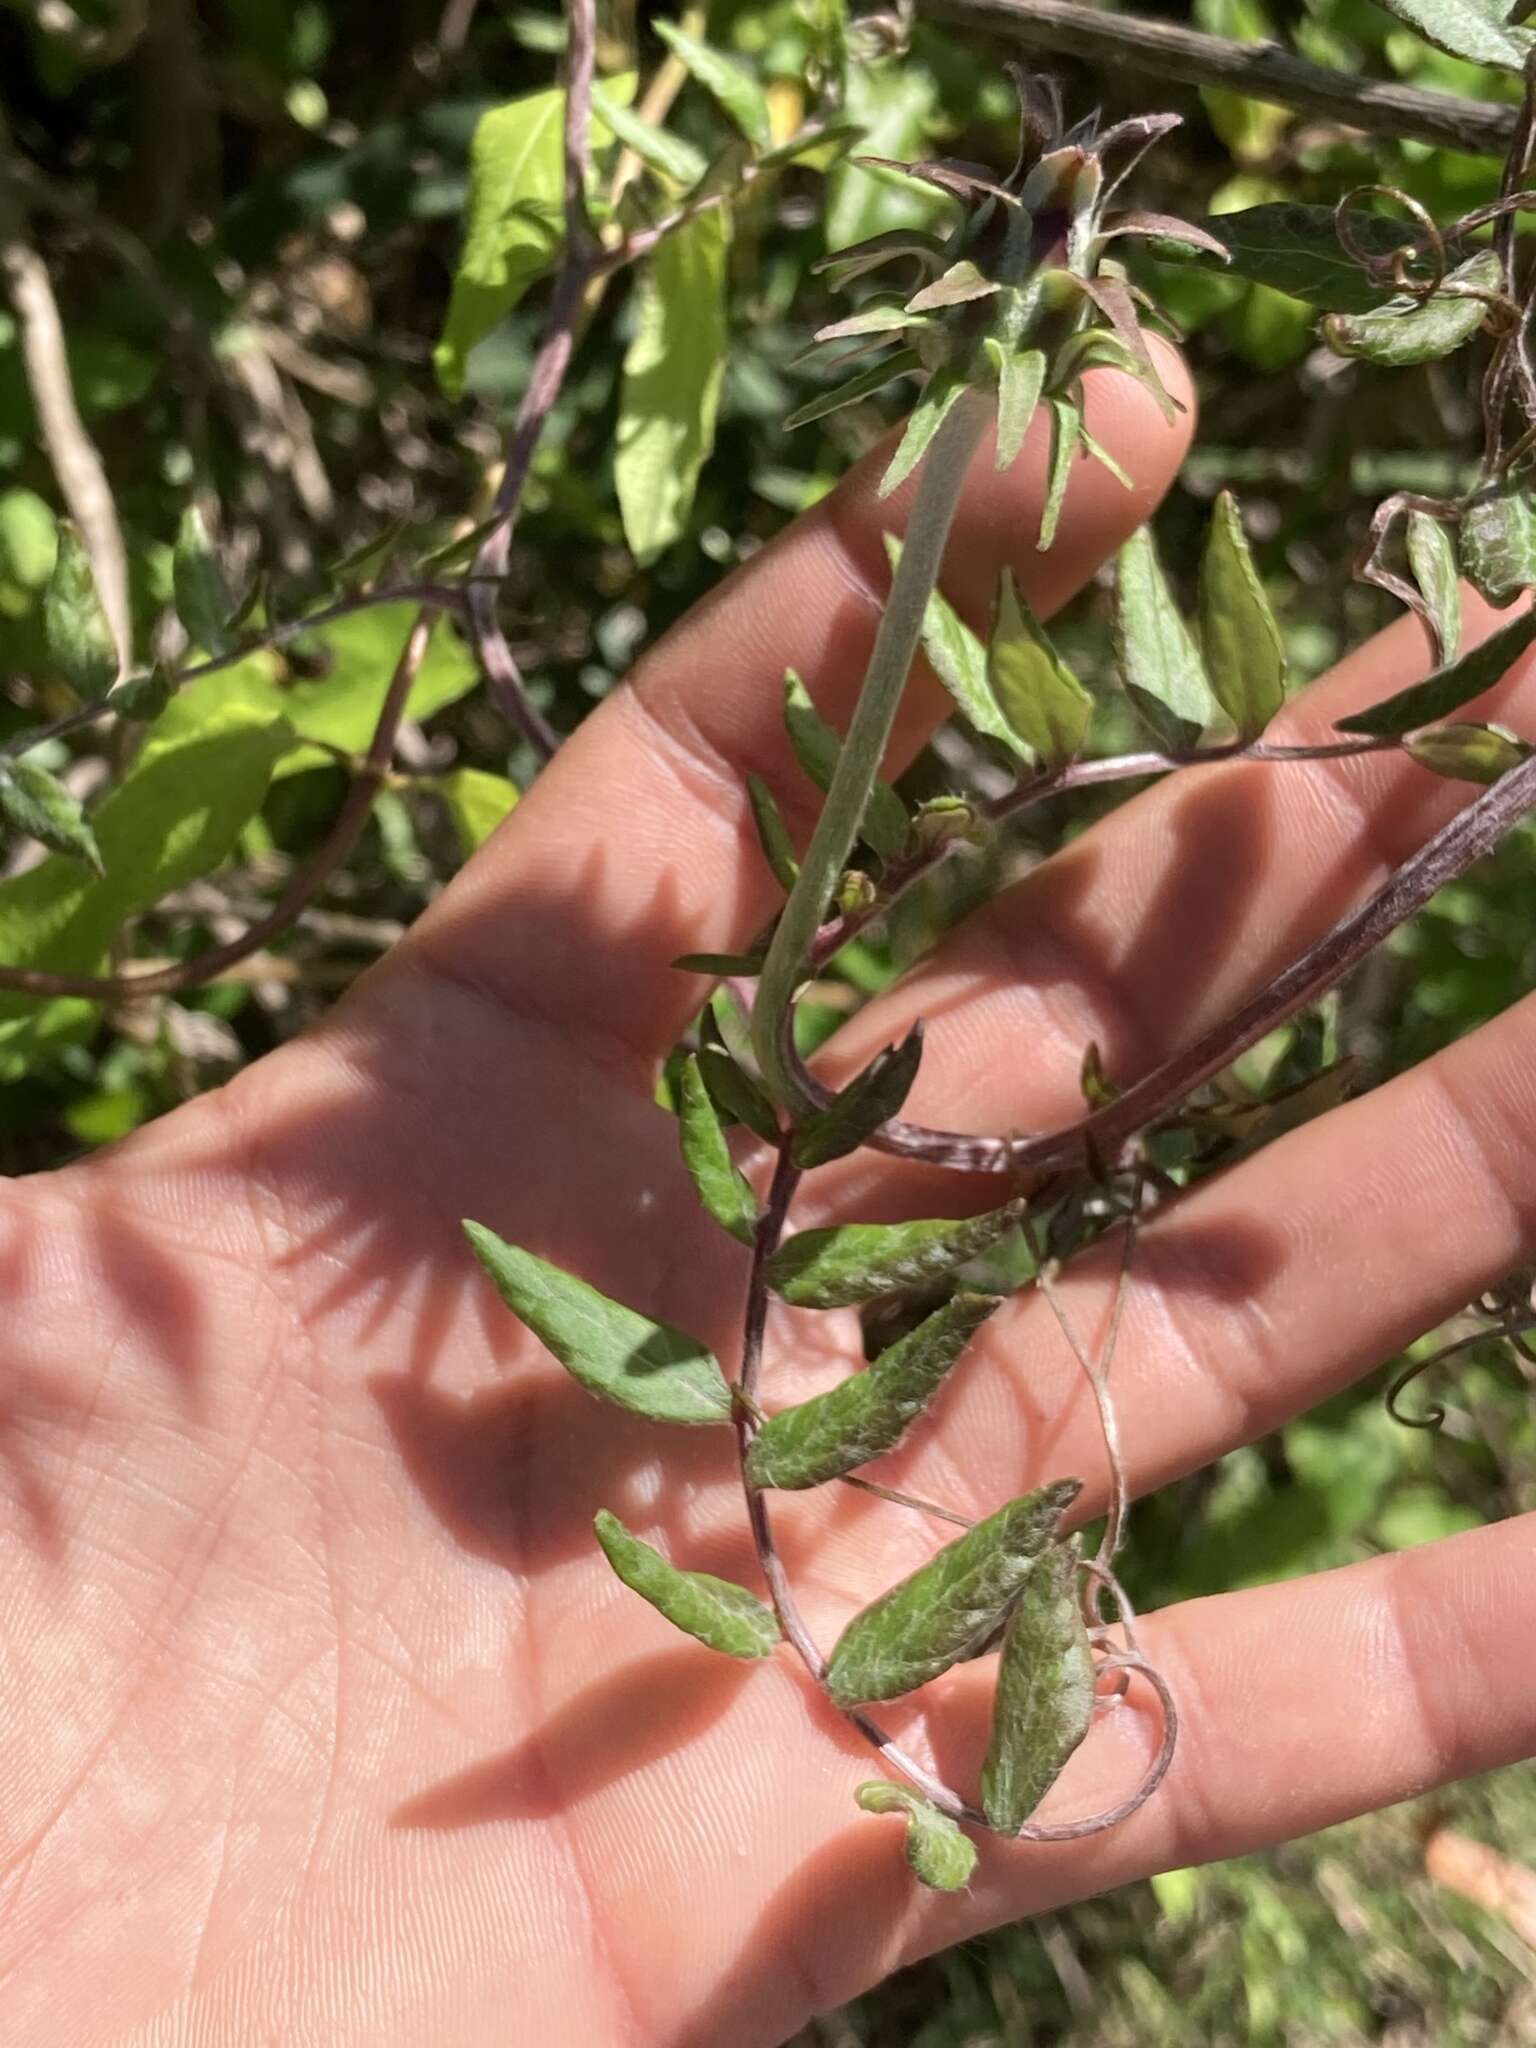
[747,1292,998,1489]
[463,1223,732,1425]
[1336,607,1536,737]
[1198,492,1286,739]
[678,1054,758,1245]
[434,80,635,396]
[1407,510,1462,663]
[980,1540,1096,1833]
[652,20,771,150]
[1324,251,1500,368]
[987,569,1093,770]
[989,344,1046,474]
[825,1479,1081,1705]
[879,367,968,500]
[0,486,55,588]
[785,347,922,431]
[590,84,707,186]
[1038,397,1081,552]
[747,772,799,890]
[0,757,103,875]
[791,1025,923,1169]
[173,505,234,656]
[1194,205,1424,312]
[1370,0,1532,69]
[697,1041,780,1144]
[825,65,945,252]
[885,535,1028,759]
[765,1200,1024,1310]
[615,206,731,563]
[594,1509,780,1658]
[783,669,907,861]
[1114,525,1214,752]
[0,670,290,1052]
[1459,481,1536,609]
[1403,721,1530,783]
[43,522,118,701]
[434,766,518,857]
[855,1782,977,1891]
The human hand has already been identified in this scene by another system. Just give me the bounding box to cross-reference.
[8,351,1536,2047]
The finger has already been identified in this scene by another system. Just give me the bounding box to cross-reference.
[395,354,1194,1068]
[813,586,1536,1208]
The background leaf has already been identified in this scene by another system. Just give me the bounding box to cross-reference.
[43,522,118,700]
[652,21,772,151]
[0,756,103,875]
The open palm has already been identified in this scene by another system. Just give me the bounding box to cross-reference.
[7,352,1536,2048]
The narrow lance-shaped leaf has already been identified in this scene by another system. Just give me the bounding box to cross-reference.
[855,1783,977,1892]
[746,772,798,890]
[986,342,1046,475]
[1039,396,1081,552]
[1407,509,1462,664]
[785,347,923,431]
[791,1024,924,1170]
[652,20,772,151]
[697,1041,780,1144]
[825,1478,1081,1706]
[1335,606,1536,737]
[883,535,1029,759]
[879,366,968,500]
[590,83,707,185]
[765,1199,1024,1310]
[677,1054,758,1246]
[1459,480,1536,609]
[1403,721,1530,784]
[594,1511,780,1659]
[987,569,1093,770]
[173,505,234,656]
[1323,250,1500,368]
[1113,526,1214,752]
[463,1223,733,1425]
[44,522,118,702]
[747,1292,999,1490]
[1198,492,1286,740]
[980,1539,1096,1834]
[783,669,907,861]
[0,757,104,875]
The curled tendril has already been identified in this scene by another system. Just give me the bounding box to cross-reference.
[1017,1653,1178,1842]
[1335,183,1445,295]
[1384,1318,1536,1430]
[1385,1354,1449,1431]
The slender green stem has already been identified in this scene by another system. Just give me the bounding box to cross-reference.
[753,388,991,1102]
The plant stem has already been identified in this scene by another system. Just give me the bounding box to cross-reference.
[753,389,991,1103]
[918,0,1519,158]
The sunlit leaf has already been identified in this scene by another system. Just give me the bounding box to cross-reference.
[652,20,772,151]
[885,534,1027,759]
[1198,492,1286,739]
[879,366,968,500]
[0,756,103,875]
[434,766,518,857]
[855,1782,977,1891]
[172,505,234,657]
[590,83,707,186]
[1407,510,1462,664]
[1369,0,1531,70]
[1323,251,1500,367]
[764,1200,1024,1309]
[989,344,1045,474]
[980,1540,1095,1833]
[1113,525,1214,752]
[678,1054,758,1245]
[43,522,118,701]
[594,1510,780,1657]
[785,346,922,430]
[1335,607,1536,736]
[987,569,1093,769]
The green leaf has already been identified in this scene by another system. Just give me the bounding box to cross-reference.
[791,1025,924,1169]
[1407,510,1462,664]
[678,1054,758,1245]
[885,535,1029,759]
[172,505,234,657]
[43,522,118,701]
[590,83,707,186]
[1114,525,1214,752]
[594,1509,780,1658]
[783,669,907,861]
[1323,250,1499,368]
[434,766,518,857]
[697,1041,780,1143]
[1369,0,1532,70]
[764,1200,1024,1310]
[0,756,103,875]
[1459,480,1536,609]
[1194,205,1423,312]
[1335,606,1536,737]
[1038,397,1081,552]
[746,772,799,890]
[826,1479,1081,1705]
[0,486,56,588]
[463,1223,733,1425]
[747,1292,998,1489]
[987,569,1093,770]
[652,20,771,151]
[980,1540,1096,1833]
[785,346,922,431]
[879,367,968,500]
[615,206,731,564]
[989,344,1046,474]
[672,949,765,977]
[1198,492,1286,739]
[1403,721,1530,783]
[855,1782,977,1891]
